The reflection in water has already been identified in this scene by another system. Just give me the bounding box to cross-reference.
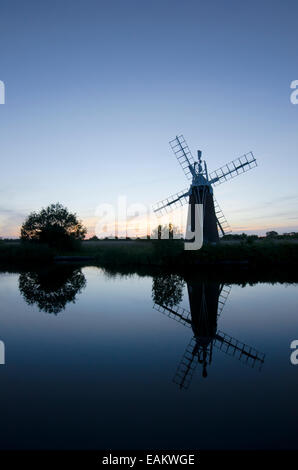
[152,274,184,307]
[153,275,265,390]
[0,268,297,450]
[19,266,86,314]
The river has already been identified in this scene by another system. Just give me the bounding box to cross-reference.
[0,265,297,449]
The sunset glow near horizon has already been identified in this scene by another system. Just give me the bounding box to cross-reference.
[0,0,298,239]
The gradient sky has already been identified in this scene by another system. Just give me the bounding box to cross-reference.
[0,0,298,237]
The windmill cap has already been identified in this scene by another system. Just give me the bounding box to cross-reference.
[197,150,202,159]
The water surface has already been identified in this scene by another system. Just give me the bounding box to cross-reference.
[0,266,297,449]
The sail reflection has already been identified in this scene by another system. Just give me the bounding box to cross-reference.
[152,275,265,390]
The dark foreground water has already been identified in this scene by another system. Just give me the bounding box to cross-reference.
[0,265,297,450]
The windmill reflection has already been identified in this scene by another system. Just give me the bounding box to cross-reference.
[19,265,86,314]
[152,275,265,390]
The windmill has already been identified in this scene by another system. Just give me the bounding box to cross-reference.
[153,277,265,390]
[153,135,257,243]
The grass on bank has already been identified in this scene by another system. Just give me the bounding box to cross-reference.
[1,238,298,269]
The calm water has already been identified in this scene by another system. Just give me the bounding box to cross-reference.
[0,265,297,450]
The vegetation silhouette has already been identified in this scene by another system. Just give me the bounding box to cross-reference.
[19,266,86,314]
[151,223,182,240]
[20,203,87,250]
[152,273,184,307]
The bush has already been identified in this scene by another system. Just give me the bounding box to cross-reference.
[20,203,87,251]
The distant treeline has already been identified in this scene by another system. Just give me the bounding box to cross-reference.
[222,231,298,241]
[2,230,298,243]
[86,230,298,242]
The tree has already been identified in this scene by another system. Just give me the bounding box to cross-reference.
[266,230,278,238]
[89,235,99,241]
[151,223,182,240]
[20,203,87,250]
[152,274,184,308]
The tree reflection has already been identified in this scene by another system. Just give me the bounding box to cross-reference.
[19,266,86,314]
[152,274,184,307]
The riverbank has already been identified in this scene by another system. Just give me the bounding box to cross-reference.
[1,238,298,272]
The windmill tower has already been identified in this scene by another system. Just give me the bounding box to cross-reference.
[153,278,265,390]
[153,135,257,243]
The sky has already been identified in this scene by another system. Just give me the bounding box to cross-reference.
[0,0,298,238]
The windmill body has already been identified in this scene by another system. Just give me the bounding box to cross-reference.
[184,152,218,242]
[153,135,257,244]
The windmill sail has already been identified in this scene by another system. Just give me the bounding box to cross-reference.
[153,188,189,217]
[174,330,265,390]
[213,198,232,236]
[217,284,232,317]
[169,135,196,180]
[214,330,265,370]
[153,303,192,328]
[209,151,257,187]
[173,336,200,390]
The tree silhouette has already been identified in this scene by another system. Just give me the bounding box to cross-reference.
[152,274,184,308]
[266,230,278,238]
[19,266,86,314]
[20,203,87,250]
[151,223,182,240]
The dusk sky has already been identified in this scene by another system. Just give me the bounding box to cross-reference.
[0,0,298,237]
